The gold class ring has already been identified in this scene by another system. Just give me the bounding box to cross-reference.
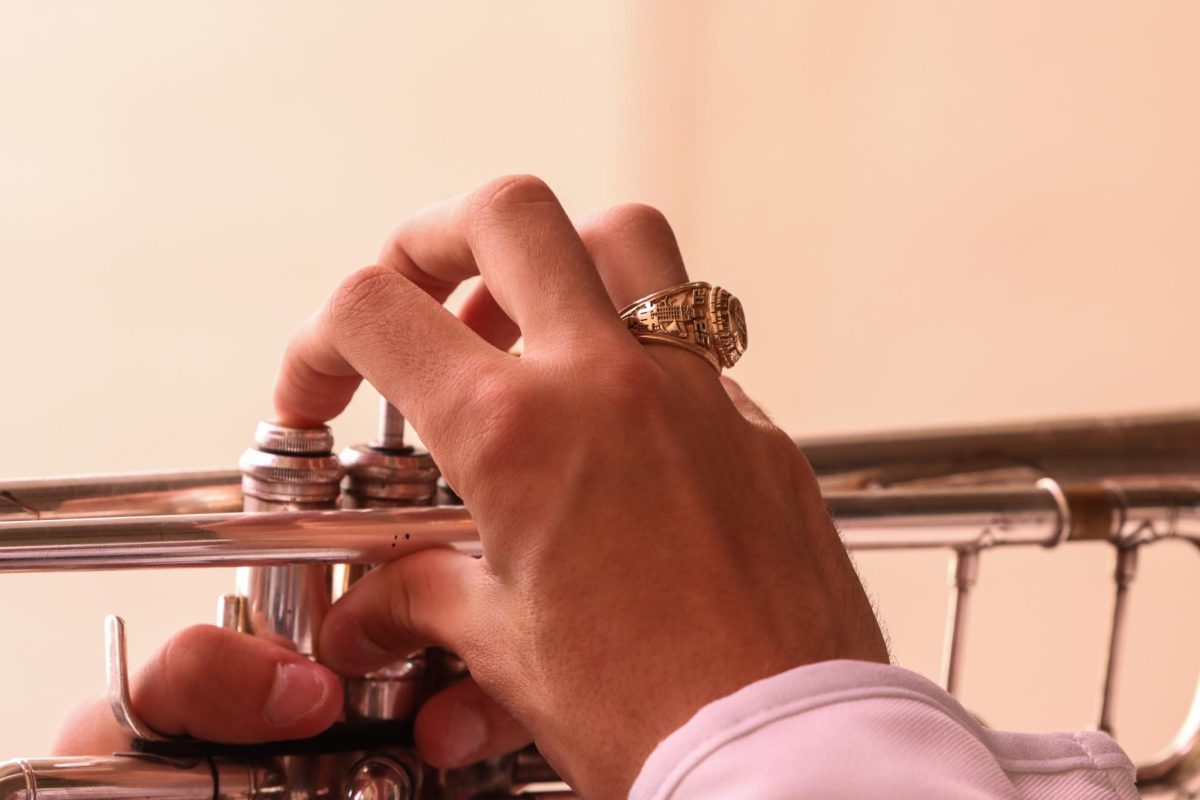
[618,281,748,371]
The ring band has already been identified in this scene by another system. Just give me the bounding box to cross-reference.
[618,281,748,371]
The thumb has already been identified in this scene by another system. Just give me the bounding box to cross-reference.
[318,547,482,676]
[53,625,343,754]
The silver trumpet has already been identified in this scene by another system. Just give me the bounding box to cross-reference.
[3,405,1200,799]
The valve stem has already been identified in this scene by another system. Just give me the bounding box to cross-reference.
[376,400,406,451]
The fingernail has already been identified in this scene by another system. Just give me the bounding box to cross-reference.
[264,662,329,726]
[324,618,393,671]
[441,703,488,766]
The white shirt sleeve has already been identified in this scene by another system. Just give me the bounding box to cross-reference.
[628,660,1138,800]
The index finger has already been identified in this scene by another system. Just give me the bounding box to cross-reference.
[273,175,631,441]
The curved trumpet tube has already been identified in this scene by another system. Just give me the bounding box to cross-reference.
[0,480,1196,571]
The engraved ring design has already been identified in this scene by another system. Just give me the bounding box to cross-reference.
[618,281,748,372]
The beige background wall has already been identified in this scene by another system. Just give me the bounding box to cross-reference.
[2,1,1198,767]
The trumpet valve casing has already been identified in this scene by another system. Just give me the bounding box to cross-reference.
[239,422,345,509]
[339,408,441,723]
[339,444,439,509]
[236,422,345,658]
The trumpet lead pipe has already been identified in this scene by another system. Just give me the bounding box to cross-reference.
[0,506,481,571]
[801,410,1200,488]
[0,469,242,521]
[0,482,1195,572]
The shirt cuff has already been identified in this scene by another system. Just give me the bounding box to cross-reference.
[628,659,1137,800]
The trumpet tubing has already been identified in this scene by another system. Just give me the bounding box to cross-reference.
[1,409,1199,797]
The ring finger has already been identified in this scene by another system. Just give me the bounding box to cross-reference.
[576,203,719,384]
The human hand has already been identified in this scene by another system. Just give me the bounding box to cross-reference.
[51,624,530,764]
[51,624,344,754]
[277,176,889,798]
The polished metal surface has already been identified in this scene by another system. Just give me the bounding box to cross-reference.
[342,399,439,507]
[1,482,1199,572]
[375,401,407,451]
[239,424,345,658]
[5,410,1200,796]
[2,410,1196,516]
[803,410,1200,489]
[239,421,344,506]
[5,411,1198,514]
[254,422,336,457]
[241,460,330,798]
[340,445,439,506]
[104,615,167,742]
[1100,547,1138,737]
[618,281,747,371]
[239,451,345,506]
[343,756,414,800]
[940,548,978,695]
[0,506,479,570]
[238,555,331,657]
[0,756,259,800]
[343,662,424,723]
[218,593,248,632]
[0,470,241,521]
[340,404,438,721]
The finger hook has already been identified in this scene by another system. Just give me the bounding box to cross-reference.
[105,614,170,742]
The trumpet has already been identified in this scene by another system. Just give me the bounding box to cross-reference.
[2,404,1200,799]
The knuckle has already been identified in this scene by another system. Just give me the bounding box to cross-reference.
[389,551,444,641]
[770,429,818,484]
[595,202,675,243]
[326,266,414,347]
[162,625,230,690]
[462,364,523,421]
[468,174,558,222]
[767,425,803,461]
[474,383,540,452]
[328,266,393,330]
[457,372,547,476]
[591,353,660,414]
[719,375,744,395]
